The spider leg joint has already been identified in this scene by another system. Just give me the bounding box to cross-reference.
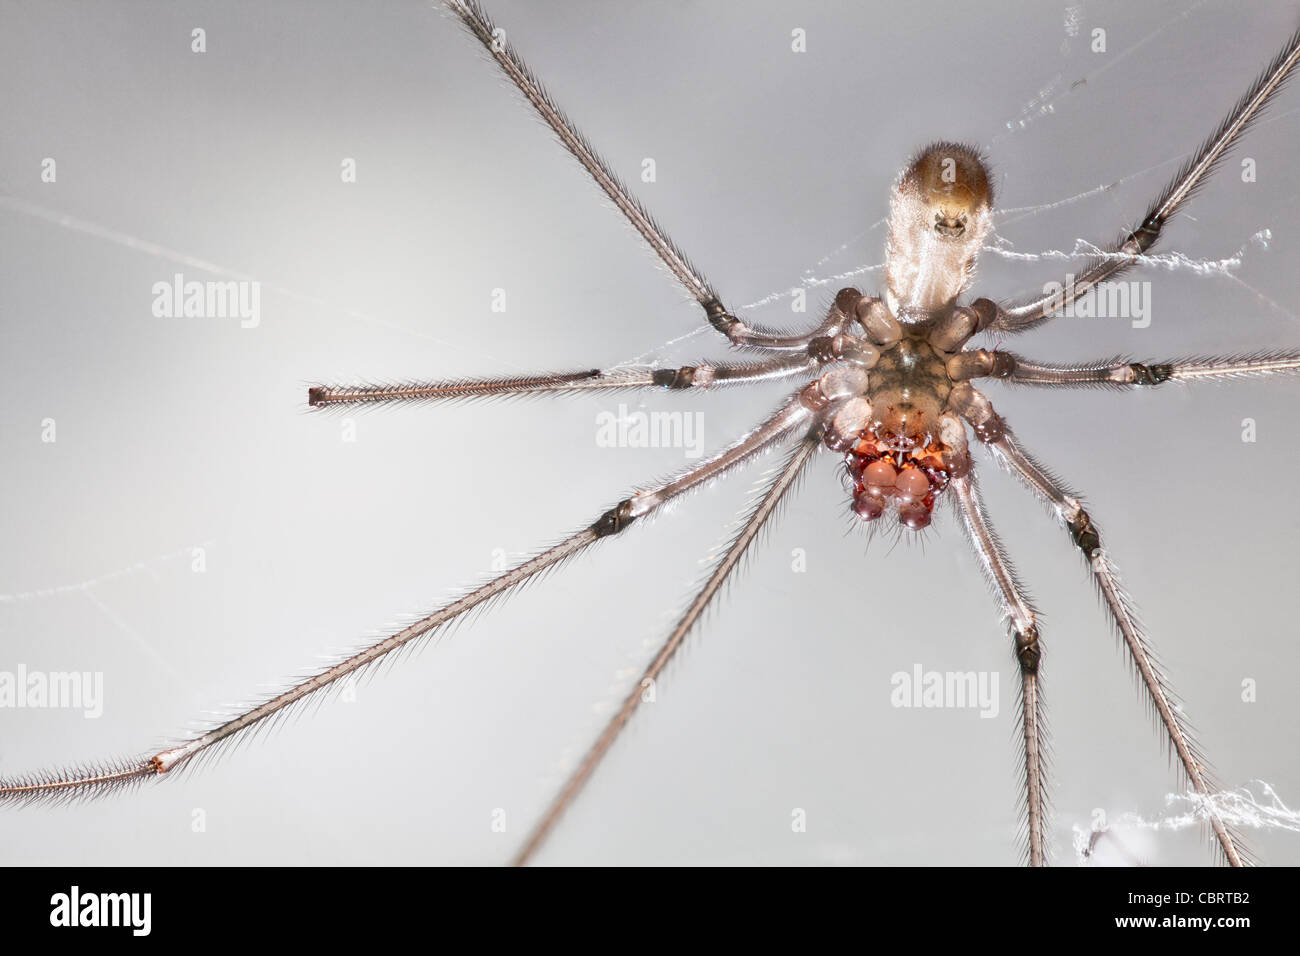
[592,500,638,538]
[651,366,698,389]
[1067,509,1102,557]
[1015,626,1042,675]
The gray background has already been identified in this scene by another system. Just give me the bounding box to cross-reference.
[1,0,1298,865]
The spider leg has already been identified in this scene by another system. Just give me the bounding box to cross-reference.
[306,296,885,410]
[0,391,816,806]
[985,25,1300,333]
[947,349,1300,388]
[446,1,862,350]
[306,355,821,411]
[949,458,1047,866]
[446,1,713,310]
[949,383,1249,866]
[510,430,823,866]
[719,299,852,352]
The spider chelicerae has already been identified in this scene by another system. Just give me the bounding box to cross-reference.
[4,1,1300,866]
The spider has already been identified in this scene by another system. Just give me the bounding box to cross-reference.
[4,0,1300,866]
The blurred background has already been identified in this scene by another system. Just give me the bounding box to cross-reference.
[1,0,1297,865]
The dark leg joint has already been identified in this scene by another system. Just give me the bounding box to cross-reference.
[651,366,697,389]
[703,299,737,333]
[807,336,834,362]
[1067,508,1101,556]
[942,447,972,480]
[593,499,637,538]
[1123,215,1163,254]
[969,298,999,332]
[972,412,1006,445]
[307,387,327,407]
[1015,626,1041,675]
[989,352,1017,379]
[1130,362,1172,386]
[833,287,863,315]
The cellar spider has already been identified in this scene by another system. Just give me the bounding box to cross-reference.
[3,0,1300,865]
